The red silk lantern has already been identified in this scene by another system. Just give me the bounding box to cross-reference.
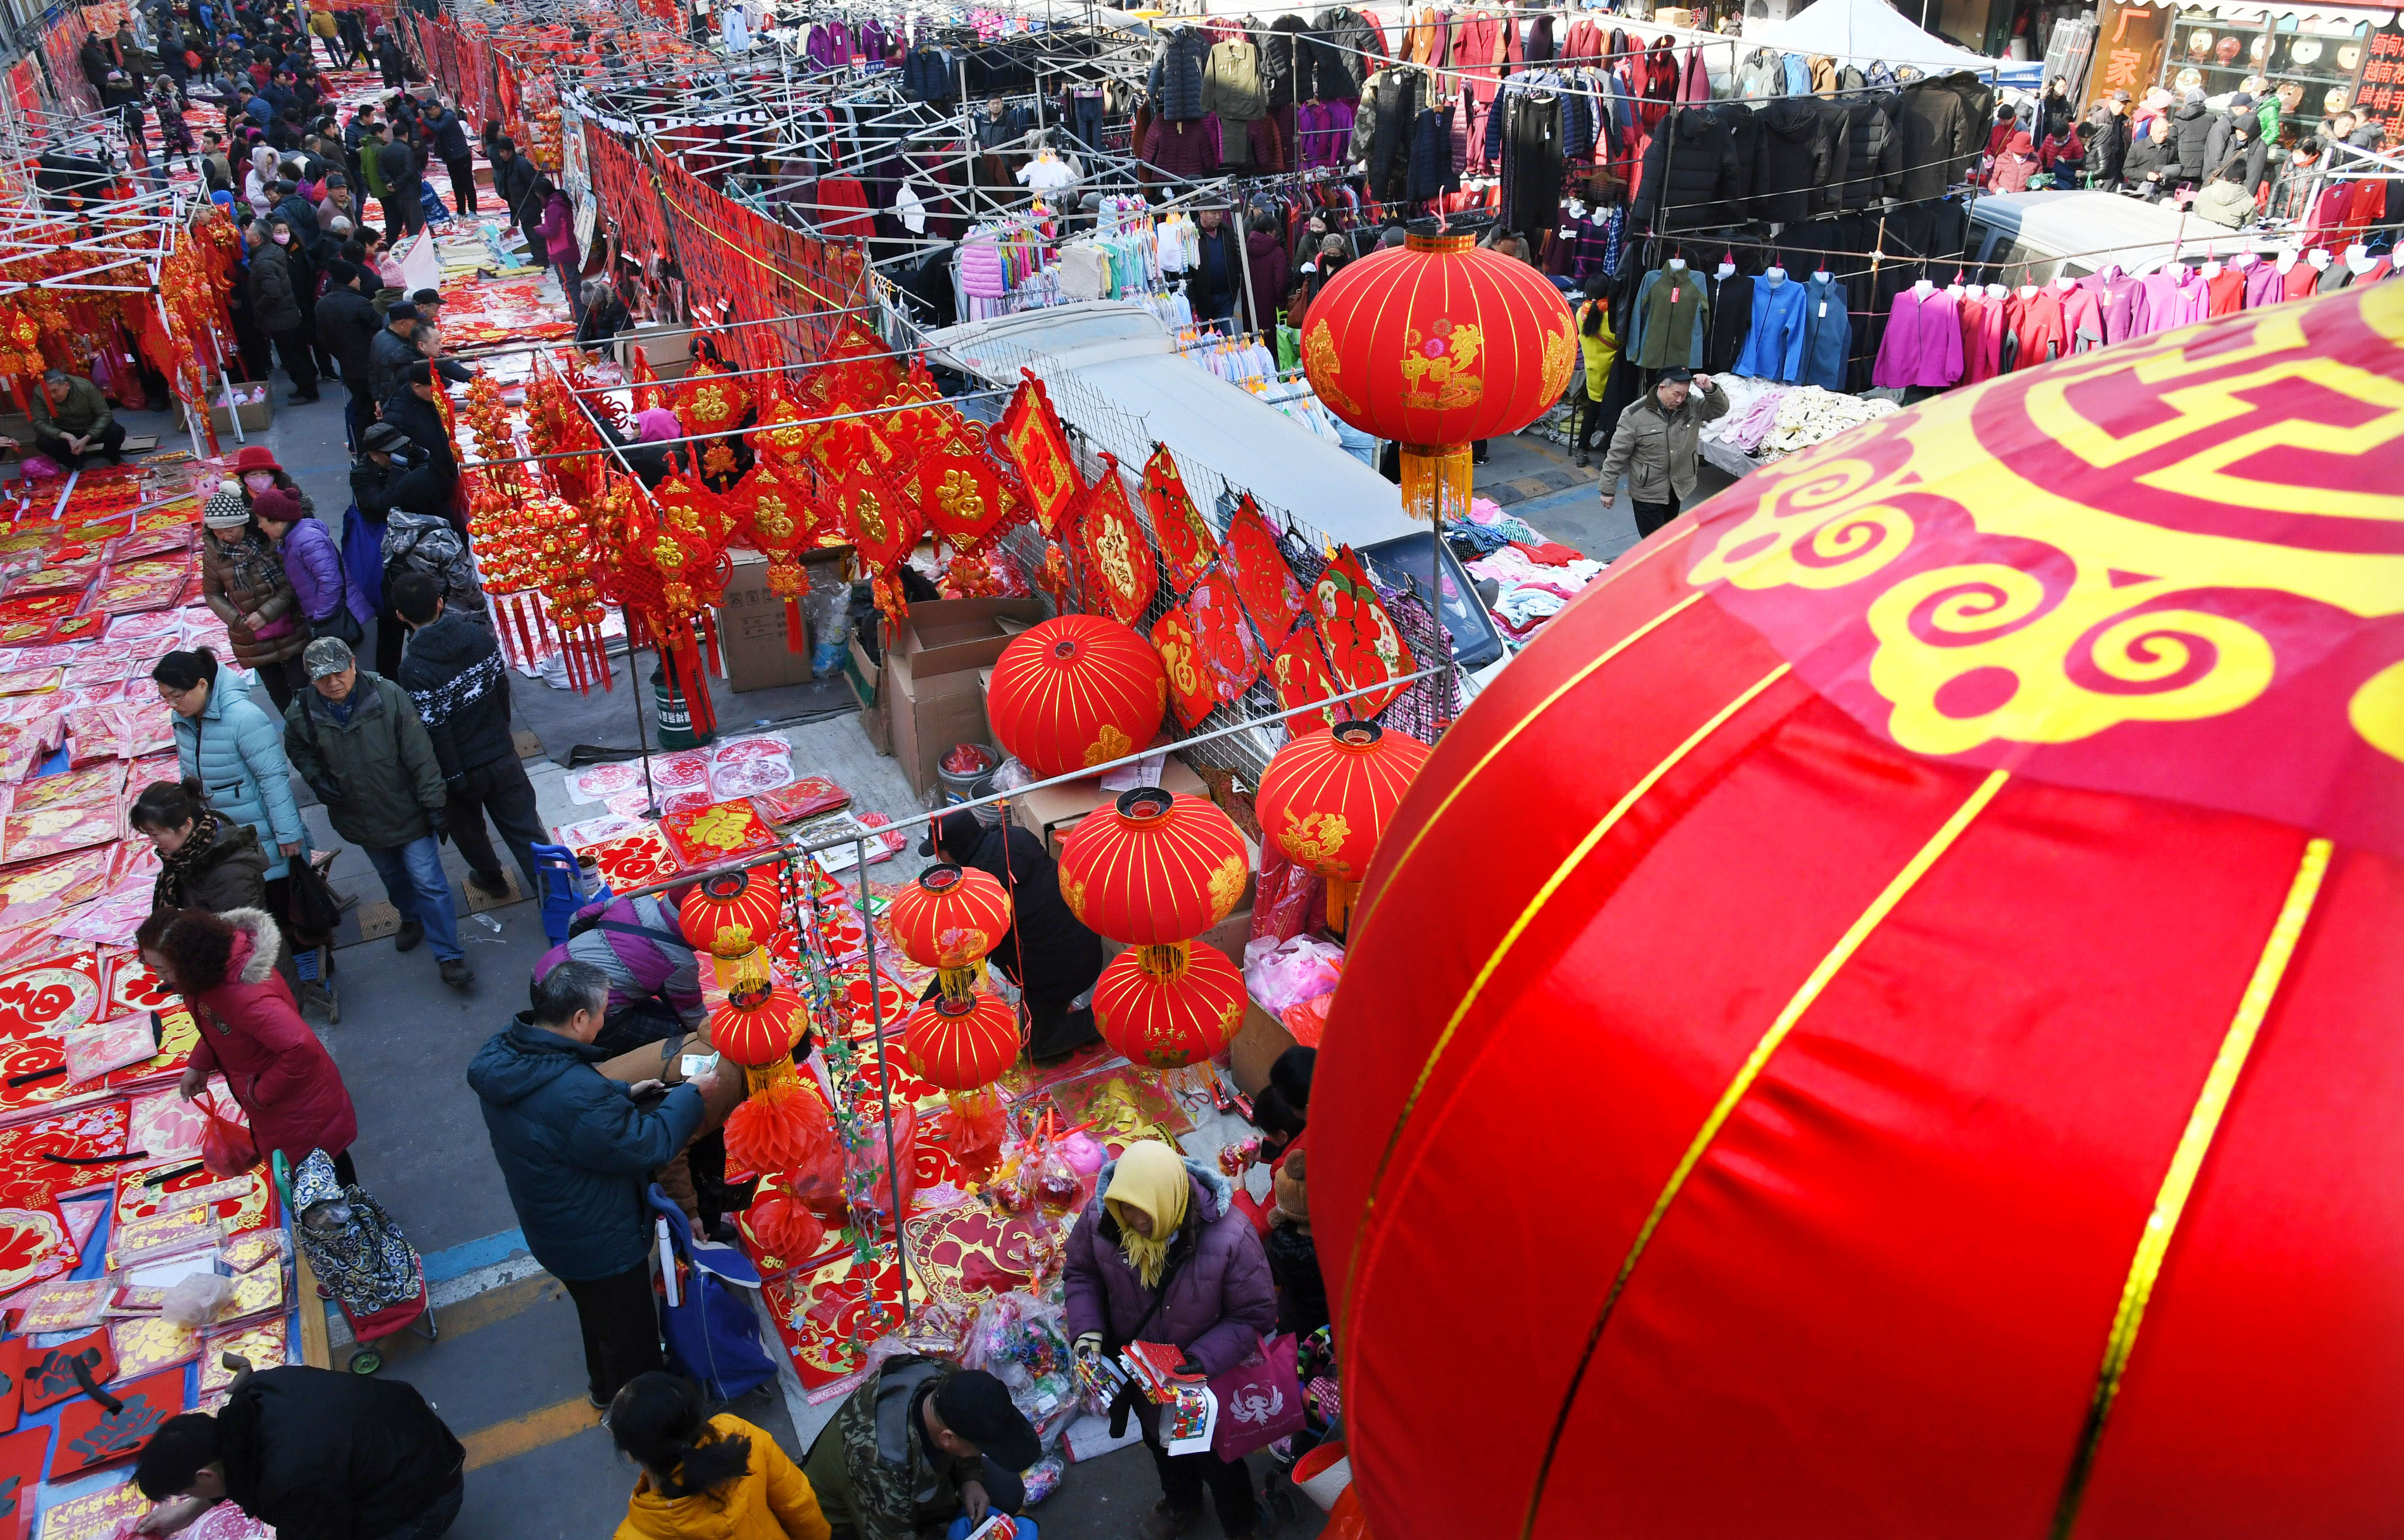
[708,978,803,1076]
[1313,287,2404,1540]
[1254,721,1433,931]
[888,863,1013,997]
[1056,787,1250,946]
[1300,222,1574,521]
[1091,941,1246,1069]
[679,866,783,993]
[986,614,1169,778]
[900,990,1022,1091]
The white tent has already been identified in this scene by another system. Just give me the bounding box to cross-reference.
[1747,0,1999,74]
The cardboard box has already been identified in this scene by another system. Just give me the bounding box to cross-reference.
[1228,1001,1297,1096]
[891,597,1045,676]
[847,633,881,708]
[887,649,1001,801]
[617,324,698,381]
[884,599,1043,800]
[714,550,843,693]
[1010,757,1211,854]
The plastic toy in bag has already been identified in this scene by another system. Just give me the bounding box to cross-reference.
[1033,1142,1082,1214]
[1244,934,1345,1017]
[845,1100,918,1225]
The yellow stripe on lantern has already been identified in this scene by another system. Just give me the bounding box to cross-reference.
[2047,837,2333,1540]
[1516,767,2010,1539]
[1339,661,1794,1352]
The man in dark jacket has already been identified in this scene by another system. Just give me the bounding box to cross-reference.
[315,261,380,447]
[133,1366,463,1539]
[372,119,421,241]
[249,224,318,402]
[468,960,719,1406]
[364,302,425,413]
[379,362,459,498]
[2088,92,2132,188]
[920,808,1102,1063]
[1190,207,1243,327]
[489,135,542,234]
[2167,88,2213,185]
[393,572,541,902]
[284,637,470,987]
[420,98,474,215]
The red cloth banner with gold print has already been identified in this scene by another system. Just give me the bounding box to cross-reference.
[913,427,1016,551]
[1271,619,1351,729]
[1152,606,1215,730]
[1074,455,1158,627]
[1225,496,1307,651]
[1311,546,1416,717]
[1142,445,1219,592]
[828,435,919,577]
[999,373,1083,537]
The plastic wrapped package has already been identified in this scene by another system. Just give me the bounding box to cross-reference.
[1249,850,1323,945]
[963,1291,1082,1447]
[806,565,850,678]
[1244,935,1345,1017]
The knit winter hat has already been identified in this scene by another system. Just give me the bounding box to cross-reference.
[201,487,250,529]
[252,487,302,525]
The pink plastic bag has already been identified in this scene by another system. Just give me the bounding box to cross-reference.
[18,455,63,482]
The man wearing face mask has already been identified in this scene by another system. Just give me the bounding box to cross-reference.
[28,366,125,469]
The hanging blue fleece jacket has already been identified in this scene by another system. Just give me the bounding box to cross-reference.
[1736,271,1810,382]
[1799,272,1852,391]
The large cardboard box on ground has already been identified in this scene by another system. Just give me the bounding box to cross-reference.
[715,548,845,692]
[885,597,1044,799]
[1009,757,1210,853]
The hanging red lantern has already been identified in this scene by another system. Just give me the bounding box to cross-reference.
[708,977,803,1080]
[1312,287,2404,1539]
[1300,220,1575,522]
[1256,721,1435,932]
[679,866,784,989]
[986,613,1169,779]
[1091,940,1246,1069]
[1056,787,1250,946]
[888,863,1013,998]
[900,990,1022,1091]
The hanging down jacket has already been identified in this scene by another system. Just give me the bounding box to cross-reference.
[1147,28,1209,121]
[1630,106,1734,232]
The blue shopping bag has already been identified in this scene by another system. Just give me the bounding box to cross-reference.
[645,1184,778,1402]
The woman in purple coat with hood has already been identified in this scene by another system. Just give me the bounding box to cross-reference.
[1065,1139,1275,1540]
[250,487,371,642]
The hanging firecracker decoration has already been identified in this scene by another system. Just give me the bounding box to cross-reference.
[1091,939,1246,1069]
[1255,721,1434,932]
[1300,218,1574,523]
[1055,787,1249,945]
[986,614,1169,779]
[887,863,1013,1000]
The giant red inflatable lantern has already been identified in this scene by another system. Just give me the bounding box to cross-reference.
[1314,286,2404,1539]
[1299,220,1574,520]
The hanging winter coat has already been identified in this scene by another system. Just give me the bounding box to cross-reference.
[1838,91,1903,208]
[1148,28,1210,121]
[1711,101,1760,211]
[1630,106,1736,232]
[1809,98,1854,216]
[1895,78,1968,201]
[1265,15,1308,105]
[1752,96,1824,223]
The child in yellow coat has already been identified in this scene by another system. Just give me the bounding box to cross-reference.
[612,1374,831,1540]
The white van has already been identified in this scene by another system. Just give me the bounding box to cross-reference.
[1965,189,2281,283]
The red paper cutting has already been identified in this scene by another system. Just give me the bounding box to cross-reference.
[0,955,102,1036]
[1140,445,1219,593]
[1150,607,1216,732]
[752,777,850,824]
[54,1367,182,1475]
[0,1207,73,1296]
[1073,456,1158,628]
[1270,620,1352,730]
[0,1337,22,1436]
[1223,497,1305,651]
[582,826,684,889]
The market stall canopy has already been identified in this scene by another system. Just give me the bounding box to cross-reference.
[1749,0,2002,75]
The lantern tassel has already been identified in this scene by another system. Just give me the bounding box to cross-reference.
[786,596,805,654]
[1397,444,1474,523]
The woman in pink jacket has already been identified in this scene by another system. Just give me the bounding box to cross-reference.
[534,178,584,321]
[136,907,360,1185]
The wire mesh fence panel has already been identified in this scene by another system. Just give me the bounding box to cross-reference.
[926,319,1462,783]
